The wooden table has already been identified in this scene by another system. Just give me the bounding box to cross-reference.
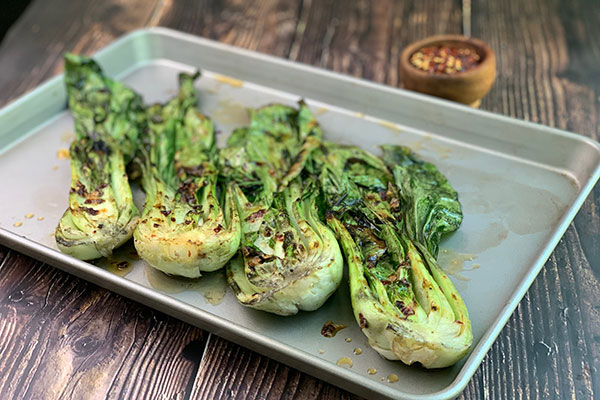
[0,0,598,398]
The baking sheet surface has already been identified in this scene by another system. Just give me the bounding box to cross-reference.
[0,29,597,400]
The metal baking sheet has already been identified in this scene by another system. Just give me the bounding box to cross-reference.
[1,28,599,400]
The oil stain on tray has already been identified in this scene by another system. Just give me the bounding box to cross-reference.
[145,265,228,305]
[210,98,250,126]
[438,248,480,281]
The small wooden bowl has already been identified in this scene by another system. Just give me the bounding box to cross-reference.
[400,35,496,107]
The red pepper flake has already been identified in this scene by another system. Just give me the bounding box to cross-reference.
[410,45,481,75]
[214,224,224,234]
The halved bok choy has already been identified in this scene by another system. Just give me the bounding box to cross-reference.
[319,143,472,368]
[222,102,343,315]
[55,53,144,260]
[133,72,240,278]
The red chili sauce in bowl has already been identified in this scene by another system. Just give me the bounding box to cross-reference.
[409,45,481,75]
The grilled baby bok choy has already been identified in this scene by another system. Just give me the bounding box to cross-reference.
[222,103,343,315]
[320,144,472,368]
[133,72,240,278]
[55,54,144,260]
[228,180,343,315]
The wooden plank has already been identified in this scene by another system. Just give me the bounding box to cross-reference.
[288,0,462,85]
[0,0,33,41]
[0,0,598,399]
[0,0,302,107]
[0,0,165,107]
[464,0,600,398]
[158,0,302,58]
[190,335,362,400]
[0,246,206,400]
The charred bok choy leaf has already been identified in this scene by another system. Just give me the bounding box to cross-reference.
[319,144,472,368]
[133,72,240,278]
[222,102,343,315]
[380,144,463,258]
[55,53,144,260]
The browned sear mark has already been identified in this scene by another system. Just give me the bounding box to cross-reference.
[245,209,266,222]
[84,198,105,205]
[358,313,369,329]
[70,182,88,197]
[395,300,415,317]
[80,206,99,216]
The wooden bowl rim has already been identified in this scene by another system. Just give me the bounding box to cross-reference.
[400,34,495,81]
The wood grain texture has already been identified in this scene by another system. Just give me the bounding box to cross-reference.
[191,335,362,400]
[0,0,599,399]
[158,0,302,57]
[464,0,600,399]
[0,0,165,107]
[0,247,206,400]
[287,0,461,85]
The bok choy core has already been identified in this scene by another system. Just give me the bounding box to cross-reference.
[222,103,343,315]
[319,143,472,368]
[133,72,240,278]
[55,53,144,260]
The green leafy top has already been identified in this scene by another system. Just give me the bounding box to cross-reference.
[219,101,322,205]
[139,72,220,222]
[317,145,413,313]
[64,53,145,162]
[381,145,462,257]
